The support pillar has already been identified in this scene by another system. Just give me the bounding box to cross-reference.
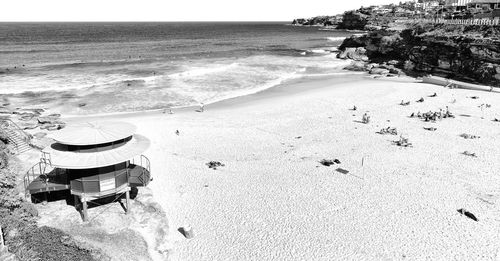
[82,197,88,222]
[42,192,48,205]
[125,190,130,214]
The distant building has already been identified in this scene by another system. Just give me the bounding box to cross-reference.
[468,0,500,10]
[445,0,474,8]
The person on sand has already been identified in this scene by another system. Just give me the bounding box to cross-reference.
[200,103,204,112]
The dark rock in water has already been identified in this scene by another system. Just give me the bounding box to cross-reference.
[40,123,56,130]
[457,208,478,221]
[37,116,54,124]
[48,113,61,118]
[37,115,62,124]
[206,161,225,170]
[18,114,35,121]
[78,103,87,107]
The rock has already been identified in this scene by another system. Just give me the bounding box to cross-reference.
[344,61,367,72]
[17,121,38,130]
[78,103,87,107]
[388,60,399,65]
[337,47,368,62]
[369,68,390,75]
[18,113,36,121]
[366,63,379,70]
[48,113,61,118]
[37,116,57,124]
[33,132,47,139]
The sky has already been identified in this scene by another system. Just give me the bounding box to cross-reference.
[0,0,403,22]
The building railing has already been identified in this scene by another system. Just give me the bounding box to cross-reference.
[396,18,500,26]
[23,161,61,196]
[24,153,152,197]
[130,154,151,186]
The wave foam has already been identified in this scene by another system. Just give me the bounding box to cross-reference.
[326,36,347,42]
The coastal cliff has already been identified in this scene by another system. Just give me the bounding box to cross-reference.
[338,24,500,86]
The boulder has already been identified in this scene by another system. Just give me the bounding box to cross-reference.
[369,68,390,75]
[344,61,367,72]
[337,47,369,62]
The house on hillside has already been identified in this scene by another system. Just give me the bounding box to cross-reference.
[445,0,474,10]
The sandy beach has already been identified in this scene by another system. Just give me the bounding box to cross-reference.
[39,74,500,260]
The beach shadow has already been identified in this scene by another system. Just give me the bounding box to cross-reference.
[458,114,471,117]
[353,120,365,124]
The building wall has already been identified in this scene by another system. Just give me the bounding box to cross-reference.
[445,0,474,6]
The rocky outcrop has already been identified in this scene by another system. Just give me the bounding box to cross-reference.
[337,11,369,30]
[338,24,500,86]
[0,107,65,131]
[337,47,369,61]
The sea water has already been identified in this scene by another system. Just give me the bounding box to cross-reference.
[0,22,353,114]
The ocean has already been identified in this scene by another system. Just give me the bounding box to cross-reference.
[0,22,353,114]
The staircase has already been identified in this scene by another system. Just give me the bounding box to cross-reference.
[1,119,32,155]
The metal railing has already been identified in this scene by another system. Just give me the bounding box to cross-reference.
[41,151,52,165]
[130,154,151,186]
[23,161,52,196]
[0,119,32,154]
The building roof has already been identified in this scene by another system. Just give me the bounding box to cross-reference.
[43,133,150,169]
[50,121,137,146]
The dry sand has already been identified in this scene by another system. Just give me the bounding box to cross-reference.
[53,74,500,259]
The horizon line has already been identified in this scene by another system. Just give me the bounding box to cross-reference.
[0,20,293,23]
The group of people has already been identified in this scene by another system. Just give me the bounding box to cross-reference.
[409,107,454,122]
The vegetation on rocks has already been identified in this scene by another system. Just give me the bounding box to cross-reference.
[338,23,500,86]
[0,138,100,261]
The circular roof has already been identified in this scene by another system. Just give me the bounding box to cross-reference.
[51,121,137,145]
[42,134,150,169]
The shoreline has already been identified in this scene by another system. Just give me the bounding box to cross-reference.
[62,72,375,122]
